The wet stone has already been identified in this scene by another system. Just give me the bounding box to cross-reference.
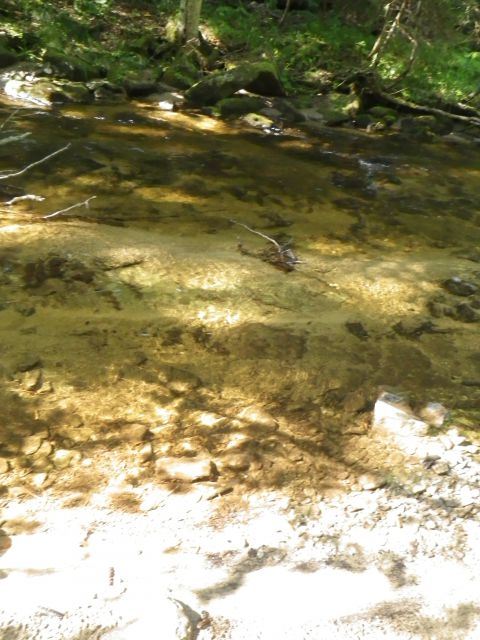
[120,423,151,443]
[20,433,47,456]
[22,368,43,392]
[345,321,369,340]
[455,303,480,322]
[237,406,279,432]
[443,277,478,296]
[158,365,202,395]
[16,354,42,372]
[393,318,434,338]
[218,453,251,473]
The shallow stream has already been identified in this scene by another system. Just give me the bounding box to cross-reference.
[0,97,479,494]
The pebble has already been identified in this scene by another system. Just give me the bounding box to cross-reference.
[52,449,81,469]
[418,402,448,427]
[237,406,279,432]
[20,434,45,456]
[443,276,478,296]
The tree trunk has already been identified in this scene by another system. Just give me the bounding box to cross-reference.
[181,0,203,43]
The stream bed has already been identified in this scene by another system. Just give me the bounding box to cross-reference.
[0,97,480,639]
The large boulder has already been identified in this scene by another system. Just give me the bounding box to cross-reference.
[185,61,284,106]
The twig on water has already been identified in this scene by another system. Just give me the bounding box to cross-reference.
[230,219,283,251]
[0,109,20,131]
[0,143,71,180]
[42,195,97,220]
[230,218,301,272]
[0,132,31,146]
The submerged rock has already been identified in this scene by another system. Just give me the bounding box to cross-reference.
[443,276,478,296]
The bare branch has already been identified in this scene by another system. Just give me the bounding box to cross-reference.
[42,196,97,220]
[230,219,282,251]
[0,143,71,180]
[0,132,31,146]
[4,194,45,205]
[279,0,291,26]
[0,109,20,131]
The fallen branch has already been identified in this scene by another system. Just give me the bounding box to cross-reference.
[42,196,97,220]
[0,143,71,180]
[0,132,31,146]
[352,73,480,127]
[230,218,283,251]
[0,109,20,131]
[4,194,45,206]
[230,218,301,272]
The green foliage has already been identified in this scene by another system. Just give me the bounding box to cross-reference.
[204,4,372,90]
[1,0,480,105]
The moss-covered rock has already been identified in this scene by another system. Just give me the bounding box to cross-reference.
[217,95,267,117]
[162,54,202,90]
[185,61,284,106]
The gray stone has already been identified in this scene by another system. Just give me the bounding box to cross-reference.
[217,95,267,118]
[455,303,480,323]
[443,277,477,296]
[432,460,450,476]
[155,91,185,111]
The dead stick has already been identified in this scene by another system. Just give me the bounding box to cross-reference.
[0,143,71,180]
[42,195,97,220]
[0,109,19,131]
[230,219,282,252]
